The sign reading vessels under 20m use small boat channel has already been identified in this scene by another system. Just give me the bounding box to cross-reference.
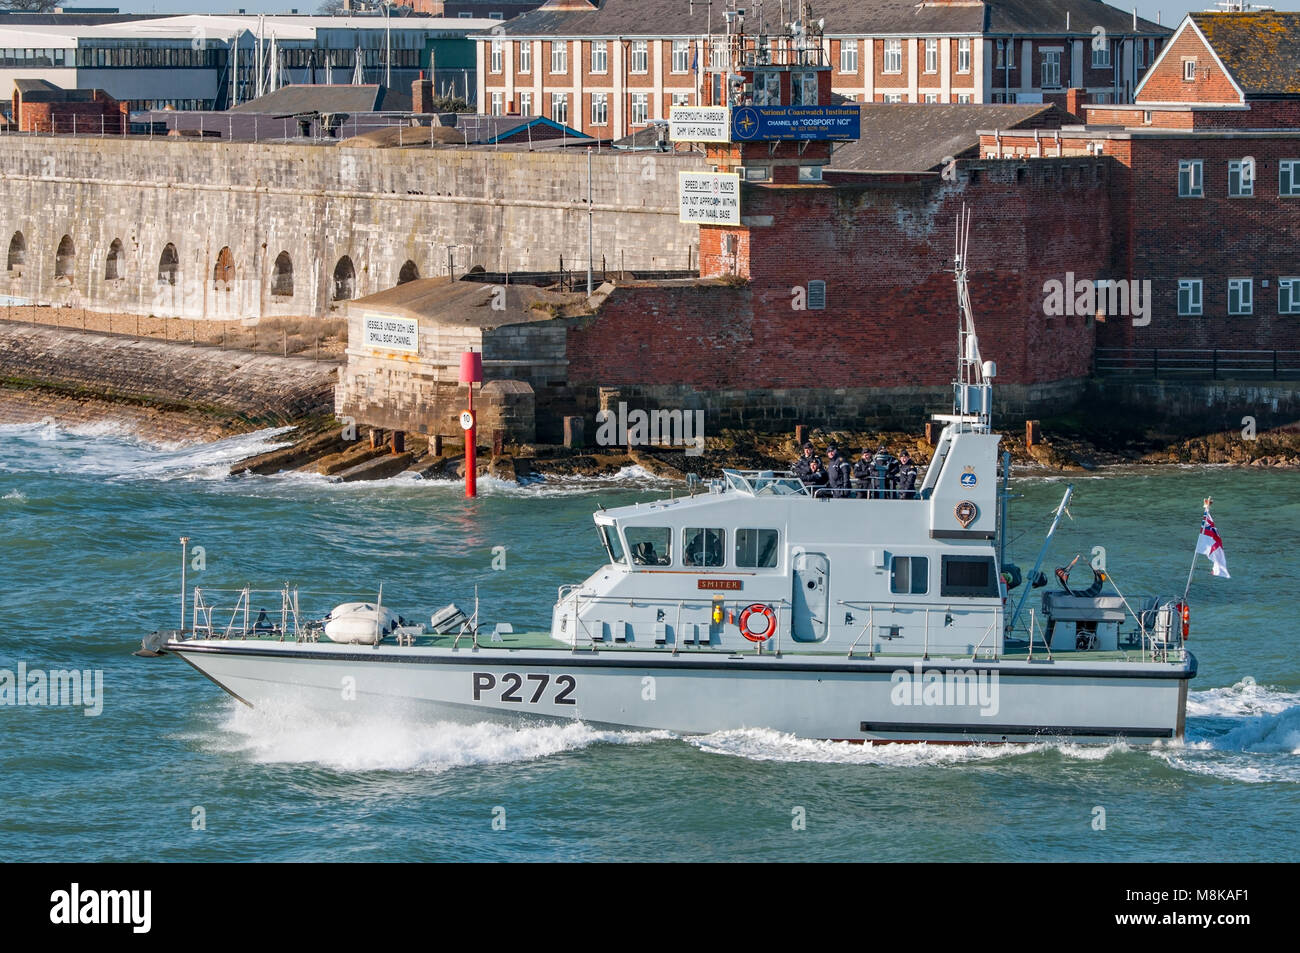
[362,312,419,353]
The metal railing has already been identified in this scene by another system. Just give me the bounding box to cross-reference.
[1096,347,1300,380]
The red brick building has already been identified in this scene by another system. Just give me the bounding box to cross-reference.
[11,79,126,135]
[476,0,1168,139]
[980,12,1300,353]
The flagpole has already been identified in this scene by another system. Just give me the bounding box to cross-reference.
[1183,496,1212,602]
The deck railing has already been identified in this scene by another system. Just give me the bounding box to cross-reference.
[1096,347,1300,381]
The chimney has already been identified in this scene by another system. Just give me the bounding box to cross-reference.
[1066,87,1085,121]
[413,72,433,114]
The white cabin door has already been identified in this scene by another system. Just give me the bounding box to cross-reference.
[792,552,830,642]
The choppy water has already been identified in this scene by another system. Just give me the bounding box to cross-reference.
[1,420,1297,861]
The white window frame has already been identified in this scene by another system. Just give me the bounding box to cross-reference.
[490,39,503,74]
[551,92,568,125]
[630,39,648,74]
[924,93,938,103]
[591,91,608,126]
[792,71,818,105]
[883,92,903,103]
[883,38,902,74]
[924,38,937,74]
[1041,49,1062,89]
[996,39,1005,69]
[1135,40,1144,69]
[519,41,531,73]
[957,93,972,104]
[958,37,971,73]
[671,91,691,107]
[519,91,532,116]
[551,42,567,74]
[1228,278,1253,316]
[630,91,648,126]
[1178,159,1203,198]
[1092,42,1110,69]
[710,37,727,69]
[840,38,858,74]
[591,39,607,74]
[1229,159,1254,198]
[1177,279,1203,317]
[1279,277,1300,315]
[754,70,781,105]
[490,91,503,115]
[1183,58,1196,82]
[671,39,689,74]
[1280,159,1300,196]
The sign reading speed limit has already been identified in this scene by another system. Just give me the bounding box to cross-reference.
[459,410,475,431]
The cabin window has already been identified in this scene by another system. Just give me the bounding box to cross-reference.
[625,526,671,566]
[940,555,998,597]
[735,529,779,568]
[683,528,725,567]
[890,556,929,594]
[599,525,625,565]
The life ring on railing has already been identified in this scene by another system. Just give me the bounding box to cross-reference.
[739,603,777,642]
[1180,602,1190,639]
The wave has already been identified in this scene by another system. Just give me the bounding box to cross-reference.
[1151,679,1300,782]
[207,701,670,773]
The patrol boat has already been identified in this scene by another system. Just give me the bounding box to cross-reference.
[153,229,1196,745]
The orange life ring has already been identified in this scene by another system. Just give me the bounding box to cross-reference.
[739,603,776,642]
[1181,603,1190,640]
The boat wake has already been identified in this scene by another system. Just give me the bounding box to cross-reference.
[1152,679,1300,782]
[208,701,671,773]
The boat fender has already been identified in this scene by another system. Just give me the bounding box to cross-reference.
[738,603,776,642]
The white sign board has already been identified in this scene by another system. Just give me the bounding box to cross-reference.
[459,410,475,431]
[362,312,419,353]
[678,171,741,225]
[669,106,730,143]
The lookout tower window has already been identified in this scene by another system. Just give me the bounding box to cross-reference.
[157,243,179,286]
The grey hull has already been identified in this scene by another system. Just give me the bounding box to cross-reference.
[168,639,1194,744]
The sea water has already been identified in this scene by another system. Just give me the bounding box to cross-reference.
[1,421,1296,861]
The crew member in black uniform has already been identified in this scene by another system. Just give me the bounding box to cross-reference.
[825,443,852,498]
[871,445,897,498]
[803,456,829,495]
[895,450,919,499]
[852,447,874,495]
[792,441,819,482]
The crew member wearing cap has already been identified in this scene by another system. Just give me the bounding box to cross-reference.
[871,445,898,499]
[825,443,852,499]
[852,447,874,496]
[895,450,919,499]
[792,441,820,482]
[803,456,829,494]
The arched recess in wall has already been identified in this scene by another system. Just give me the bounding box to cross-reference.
[104,239,124,280]
[332,255,355,301]
[271,251,293,297]
[54,235,75,279]
[212,246,235,290]
[157,243,179,286]
[7,231,25,271]
[398,260,419,285]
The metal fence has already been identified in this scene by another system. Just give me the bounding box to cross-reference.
[1096,347,1300,380]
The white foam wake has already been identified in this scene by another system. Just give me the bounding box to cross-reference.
[208,701,669,773]
[1152,679,1300,782]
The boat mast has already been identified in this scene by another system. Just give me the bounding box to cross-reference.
[951,206,993,434]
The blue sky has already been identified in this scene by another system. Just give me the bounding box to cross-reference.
[100,0,1300,22]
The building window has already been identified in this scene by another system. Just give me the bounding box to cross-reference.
[1143,110,1152,124]
[1092,41,1110,68]
[1177,279,1202,316]
[883,92,903,103]
[1178,159,1203,198]
[1228,278,1253,316]
[1229,159,1254,198]
[591,39,607,73]
[551,41,567,74]
[1136,40,1144,68]
[840,38,858,74]
[630,39,648,73]
[1280,278,1300,315]
[630,92,648,125]
[792,71,818,105]
[672,39,689,73]
[754,70,780,105]
[710,37,727,69]
[807,279,826,309]
[1095,92,1110,104]
[798,165,823,182]
[957,93,972,104]
[672,91,691,107]
[1183,58,1196,81]
[551,92,568,125]
[519,41,530,73]
[958,38,971,73]
[1280,159,1300,196]
[890,556,929,595]
[519,91,532,116]
[996,39,1005,68]
[1041,49,1061,88]
[490,39,503,74]
[883,38,902,74]
[591,92,608,126]
[735,529,779,569]
[924,38,937,73]
[924,93,938,103]
[490,91,503,115]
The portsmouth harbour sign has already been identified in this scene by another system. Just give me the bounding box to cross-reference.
[730,105,861,141]
[678,171,741,225]
[669,106,730,143]
[362,312,419,353]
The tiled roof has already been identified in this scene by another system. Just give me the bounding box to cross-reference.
[1190,12,1300,97]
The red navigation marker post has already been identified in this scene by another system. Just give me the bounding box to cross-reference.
[459,349,483,498]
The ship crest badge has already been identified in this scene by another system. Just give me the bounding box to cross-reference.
[954,500,978,529]
[959,466,978,488]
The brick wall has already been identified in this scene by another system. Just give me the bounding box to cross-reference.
[1137,25,1240,104]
